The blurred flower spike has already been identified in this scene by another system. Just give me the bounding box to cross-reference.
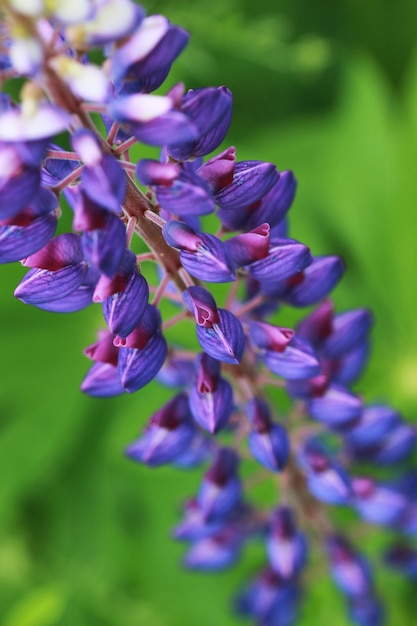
[1,2,416,626]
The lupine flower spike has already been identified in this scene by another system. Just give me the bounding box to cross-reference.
[1,2,416,626]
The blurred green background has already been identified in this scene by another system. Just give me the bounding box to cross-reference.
[1,0,417,624]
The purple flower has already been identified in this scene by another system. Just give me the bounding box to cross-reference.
[189,353,234,433]
[183,287,245,364]
[326,535,373,597]
[163,221,235,282]
[126,392,195,466]
[111,15,189,90]
[246,398,290,472]
[167,86,233,160]
[116,304,168,392]
[267,508,308,579]
[15,233,88,305]
[197,448,241,522]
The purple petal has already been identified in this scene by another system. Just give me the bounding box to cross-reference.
[0,151,40,218]
[0,213,57,264]
[0,104,70,142]
[180,233,236,282]
[249,321,294,352]
[332,342,370,385]
[81,154,126,213]
[82,213,126,276]
[245,170,297,230]
[285,256,345,307]
[215,161,279,211]
[267,509,307,578]
[249,239,312,283]
[326,535,373,597]
[346,405,400,450]
[81,362,125,397]
[183,530,240,571]
[189,377,233,434]
[307,385,362,429]
[136,158,180,186]
[322,308,373,358]
[125,392,195,465]
[22,232,84,270]
[118,333,168,392]
[225,224,270,267]
[14,262,88,305]
[111,16,188,84]
[352,479,408,526]
[103,270,149,337]
[263,337,321,380]
[156,169,215,216]
[249,423,289,472]
[196,308,245,364]
[183,286,219,327]
[198,146,236,192]
[168,86,233,160]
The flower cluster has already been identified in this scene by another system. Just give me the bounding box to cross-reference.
[1,2,416,625]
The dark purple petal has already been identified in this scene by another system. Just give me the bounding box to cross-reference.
[348,597,384,626]
[296,300,334,347]
[22,232,84,270]
[198,146,236,192]
[249,239,312,284]
[299,441,352,505]
[135,159,180,186]
[118,333,168,392]
[385,544,417,579]
[249,321,294,352]
[196,308,245,364]
[215,161,279,211]
[85,329,119,366]
[0,212,57,263]
[81,362,125,397]
[183,286,219,327]
[225,224,270,267]
[173,499,223,541]
[103,271,149,337]
[14,262,88,305]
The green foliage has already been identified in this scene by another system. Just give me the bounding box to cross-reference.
[1,1,417,625]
